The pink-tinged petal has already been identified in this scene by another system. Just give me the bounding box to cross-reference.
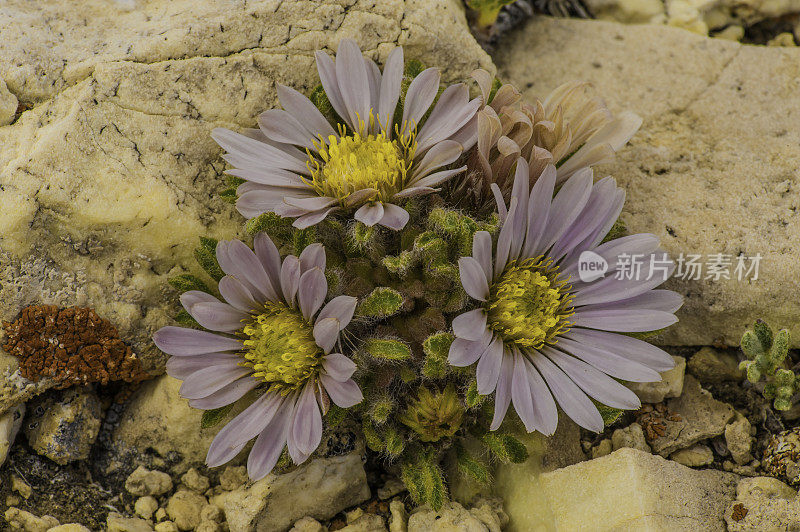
[189,302,249,333]
[508,159,530,259]
[364,57,381,125]
[452,309,487,341]
[180,291,218,314]
[477,337,504,395]
[492,184,508,223]
[166,352,242,380]
[292,208,337,229]
[571,309,678,333]
[322,353,357,382]
[218,276,259,313]
[280,254,301,307]
[313,317,340,354]
[561,233,660,279]
[392,186,437,199]
[522,353,559,435]
[211,128,308,174]
[317,296,357,329]
[402,68,440,132]
[284,196,338,211]
[411,140,463,180]
[335,39,371,133]
[542,347,641,410]
[472,231,493,282]
[530,350,604,432]
[585,290,683,314]
[448,329,493,367]
[536,168,594,255]
[188,375,260,410]
[344,188,379,207]
[558,111,642,180]
[377,46,403,134]
[321,374,363,408]
[511,348,536,432]
[253,232,283,298]
[299,243,326,274]
[416,85,479,153]
[217,239,275,302]
[315,50,348,125]
[154,326,241,356]
[290,383,323,457]
[494,198,518,279]
[206,392,284,467]
[406,167,465,189]
[564,328,675,373]
[550,177,620,261]
[354,202,384,227]
[378,203,410,231]
[571,257,675,306]
[490,350,514,430]
[248,407,292,480]
[258,109,317,150]
[449,112,479,152]
[556,335,661,382]
[298,267,327,321]
[226,167,309,188]
[458,257,489,301]
[179,365,253,400]
[237,188,297,219]
[276,84,336,139]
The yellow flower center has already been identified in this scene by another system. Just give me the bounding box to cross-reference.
[306,125,416,205]
[486,257,574,349]
[241,302,322,393]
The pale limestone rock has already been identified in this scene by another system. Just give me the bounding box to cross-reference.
[125,465,174,497]
[670,443,714,467]
[0,0,492,401]
[153,523,179,532]
[725,414,754,465]
[134,496,159,520]
[726,476,800,531]
[496,17,800,348]
[715,25,745,40]
[538,417,586,472]
[107,514,154,532]
[24,388,102,465]
[591,438,613,459]
[166,490,207,531]
[214,453,369,532]
[688,347,744,383]
[627,356,685,403]
[767,32,797,46]
[219,466,249,491]
[648,376,736,456]
[181,467,211,493]
[114,376,219,468]
[407,502,491,532]
[388,500,408,532]
[4,508,59,532]
[585,0,666,23]
[290,517,325,532]
[200,505,223,524]
[0,80,17,126]
[377,477,406,500]
[339,513,387,531]
[504,448,737,531]
[0,402,24,466]
[195,522,221,532]
[11,474,32,498]
[612,423,652,453]
[46,525,91,532]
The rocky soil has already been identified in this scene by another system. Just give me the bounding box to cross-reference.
[2,1,800,531]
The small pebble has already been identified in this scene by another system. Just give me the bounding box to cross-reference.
[181,468,210,493]
[11,474,32,499]
[219,465,248,491]
[125,466,173,497]
[154,522,179,532]
[591,439,612,459]
[134,496,158,520]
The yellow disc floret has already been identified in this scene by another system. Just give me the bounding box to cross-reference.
[306,124,416,205]
[241,302,323,394]
[486,257,574,349]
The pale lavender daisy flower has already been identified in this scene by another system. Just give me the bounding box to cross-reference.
[448,157,681,434]
[153,233,361,479]
[211,38,481,230]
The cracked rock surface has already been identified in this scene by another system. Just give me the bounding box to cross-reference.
[0,0,493,414]
[495,17,800,347]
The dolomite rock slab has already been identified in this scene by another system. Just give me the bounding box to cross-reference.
[495,17,800,347]
[0,0,492,406]
[212,453,370,532]
[499,448,738,532]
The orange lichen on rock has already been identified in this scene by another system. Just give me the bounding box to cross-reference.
[2,305,149,388]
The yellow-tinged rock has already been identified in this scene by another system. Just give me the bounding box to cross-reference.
[497,448,738,531]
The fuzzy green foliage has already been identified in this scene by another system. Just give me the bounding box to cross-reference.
[464,381,483,409]
[481,432,529,464]
[357,287,405,319]
[401,448,447,510]
[219,175,245,204]
[422,332,453,378]
[201,404,233,429]
[467,0,518,28]
[740,320,795,410]
[369,394,395,424]
[597,404,625,426]
[168,274,211,295]
[454,442,492,485]
[363,338,412,361]
[194,237,224,281]
[174,309,200,328]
